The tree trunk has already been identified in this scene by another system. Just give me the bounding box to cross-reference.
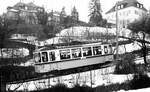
[142,32,148,67]
[0,75,6,92]
[142,44,147,65]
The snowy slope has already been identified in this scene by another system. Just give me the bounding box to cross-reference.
[45,26,131,45]
[118,88,150,92]
[57,26,131,38]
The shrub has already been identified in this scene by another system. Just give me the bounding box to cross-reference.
[70,84,93,92]
[94,83,130,92]
[94,85,110,92]
[51,84,69,92]
[129,74,150,89]
[114,54,137,74]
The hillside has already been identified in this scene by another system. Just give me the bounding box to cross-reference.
[45,26,131,45]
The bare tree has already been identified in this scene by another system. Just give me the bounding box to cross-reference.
[128,16,150,65]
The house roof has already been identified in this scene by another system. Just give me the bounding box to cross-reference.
[10,2,40,10]
[27,2,37,7]
[106,0,147,14]
[13,2,26,10]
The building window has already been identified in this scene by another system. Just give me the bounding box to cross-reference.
[137,3,140,8]
[140,5,143,8]
[121,5,124,8]
[118,6,121,9]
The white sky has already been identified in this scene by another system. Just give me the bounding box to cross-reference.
[0,0,150,22]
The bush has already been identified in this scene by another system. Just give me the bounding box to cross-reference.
[94,85,110,92]
[129,74,150,89]
[94,83,130,92]
[70,84,93,92]
[114,54,137,74]
[51,84,69,92]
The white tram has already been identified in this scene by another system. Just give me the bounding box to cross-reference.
[34,42,114,73]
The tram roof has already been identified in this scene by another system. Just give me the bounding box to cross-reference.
[37,41,111,52]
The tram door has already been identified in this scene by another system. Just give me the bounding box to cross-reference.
[53,50,60,61]
[49,51,56,62]
[41,52,48,62]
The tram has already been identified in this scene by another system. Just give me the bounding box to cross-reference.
[33,42,114,73]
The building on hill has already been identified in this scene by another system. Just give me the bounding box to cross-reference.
[6,2,44,24]
[48,11,62,25]
[71,6,79,22]
[47,8,79,26]
[105,0,147,28]
[47,10,68,25]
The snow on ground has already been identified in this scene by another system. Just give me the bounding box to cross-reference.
[113,41,141,54]
[44,26,131,45]
[57,26,131,38]
[6,65,134,91]
[0,48,29,58]
[118,88,150,92]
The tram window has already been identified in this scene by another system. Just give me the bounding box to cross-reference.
[60,49,71,60]
[108,45,112,54]
[41,52,48,62]
[104,46,108,54]
[34,53,41,63]
[49,51,55,61]
[71,48,81,58]
[82,47,92,57]
[93,46,102,55]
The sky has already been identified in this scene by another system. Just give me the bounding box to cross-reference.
[0,0,150,22]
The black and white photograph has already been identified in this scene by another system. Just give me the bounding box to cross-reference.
[0,0,150,92]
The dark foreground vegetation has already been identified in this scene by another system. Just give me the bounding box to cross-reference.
[27,71,150,92]
[16,74,150,92]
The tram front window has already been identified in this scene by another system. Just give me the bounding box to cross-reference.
[41,52,48,62]
[71,48,81,58]
[34,53,41,63]
[60,49,71,60]
[49,51,55,61]
[93,46,102,55]
[82,47,92,57]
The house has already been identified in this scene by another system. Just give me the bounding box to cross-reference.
[47,11,61,25]
[6,2,44,24]
[105,0,147,28]
[47,10,68,25]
